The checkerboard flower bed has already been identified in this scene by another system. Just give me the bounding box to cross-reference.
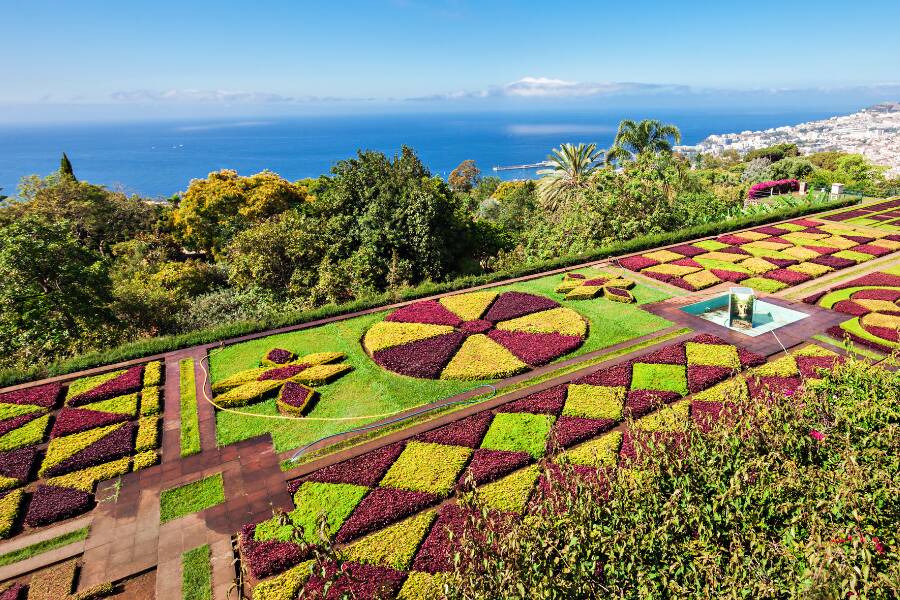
[364,290,587,380]
[621,219,895,291]
[240,523,310,579]
[335,487,438,543]
[0,362,164,539]
[301,561,407,599]
[244,334,779,595]
[0,489,24,538]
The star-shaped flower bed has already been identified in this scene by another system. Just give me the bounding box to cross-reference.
[211,349,352,414]
[554,272,637,303]
[362,291,588,380]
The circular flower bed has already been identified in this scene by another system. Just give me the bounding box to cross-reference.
[362,291,588,380]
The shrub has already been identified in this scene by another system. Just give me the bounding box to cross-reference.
[0,447,36,489]
[24,485,91,527]
[414,412,494,448]
[275,383,317,417]
[747,178,799,199]
[483,291,559,322]
[440,334,528,380]
[562,430,623,468]
[251,560,313,600]
[25,558,78,599]
[261,348,296,367]
[562,384,625,420]
[0,414,50,452]
[0,402,43,421]
[45,456,131,492]
[214,379,282,408]
[135,415,159,452]
[487,330,583,367]
[297,442,405,488]
[380,441,473,496]
[476,466,540,513]
[290,363,352,386]
[0,489,24,538]
[387,300,463,327]
[335,487,438,543]
[179,358,200,457]
[301,561,407,599]
[0,382,61,408]
[140,385,161,416]
[685,342,740,368]
[39,422,133,478]
[363,322,456,353]
[256,481,367,545]
[439,291,498,321]
[742,276,788,293]
[239,523,308,580]
[397,571,448,600]
[132,450,159,471]
[343,509,437,570]
[480,413,556,459]
[461,449,532,487]
[143,361,163,387]
[66,366,144,406]
[50,408,129,440]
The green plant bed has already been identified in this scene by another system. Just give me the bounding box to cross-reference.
[160,473,225,523]
[0,527,89,567]
[183,544,212,600]
[180,358,201,457]
[213,269,672,453]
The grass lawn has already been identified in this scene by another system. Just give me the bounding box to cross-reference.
[0,527,89,567]
[180,358,201,457]
[182,544,212,600]
[212,267,673,453]
[160,473,225,523]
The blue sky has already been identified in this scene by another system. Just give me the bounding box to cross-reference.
[2,0,899,120]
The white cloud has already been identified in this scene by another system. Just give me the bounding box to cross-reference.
[407,77,693,101]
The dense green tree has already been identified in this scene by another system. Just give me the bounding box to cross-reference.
[769,157,815,180]
[448,159,481,192]
[0,215,114,366]
[172,169,308,256]
[744,143,799,162]
[536,143,604,213]
[607,119,681,164]
[2,174,158,255]
[59,153,75,179]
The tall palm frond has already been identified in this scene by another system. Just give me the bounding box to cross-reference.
[536,143,604,212]
[606,119,682,165]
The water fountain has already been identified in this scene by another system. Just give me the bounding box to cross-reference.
[680,286,809,337]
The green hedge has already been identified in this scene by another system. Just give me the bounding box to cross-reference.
[0,197,857,388]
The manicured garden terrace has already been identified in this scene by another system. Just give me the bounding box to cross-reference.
[1,200,898,599]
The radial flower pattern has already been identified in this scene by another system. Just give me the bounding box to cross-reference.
[804,268,900,353]
[363,291,588,380]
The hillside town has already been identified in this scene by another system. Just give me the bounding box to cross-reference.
[679,103,900,176]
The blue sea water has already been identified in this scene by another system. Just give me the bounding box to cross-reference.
[0,109,836,198]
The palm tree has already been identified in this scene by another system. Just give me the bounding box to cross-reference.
[606,119,682,165]
[537,143,604,212]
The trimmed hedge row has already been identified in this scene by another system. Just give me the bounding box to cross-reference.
[0,197,858,388]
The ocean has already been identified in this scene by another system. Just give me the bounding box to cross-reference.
[0,109,836,199]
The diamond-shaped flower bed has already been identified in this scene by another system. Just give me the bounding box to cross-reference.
[363,291,587,379]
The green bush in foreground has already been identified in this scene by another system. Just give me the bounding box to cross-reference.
[449,356,900,598]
